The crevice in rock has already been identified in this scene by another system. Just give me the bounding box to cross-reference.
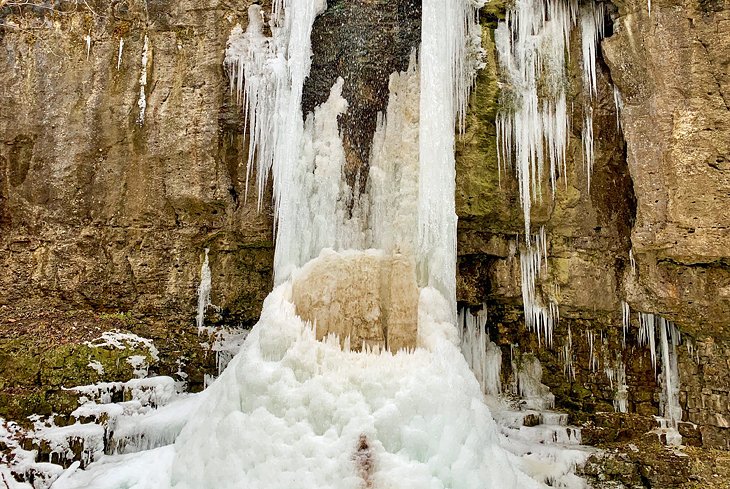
[302,0,422,195]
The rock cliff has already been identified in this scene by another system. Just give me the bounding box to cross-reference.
[0,0,729,480]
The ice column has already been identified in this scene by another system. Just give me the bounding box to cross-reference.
[196,249,212,332]
[225,1,328,282]
[419,0,484,318]
[659,321,682,429]
[638,312,683,433]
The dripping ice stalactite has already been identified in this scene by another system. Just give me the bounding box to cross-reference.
[196,249,212,332]
[621,300,631,348]
[560,324,576,379]
[613,84,623,130]
[459,308,502,396]
[659,320,682,430]
[614,359,628,413]
[495,0,607,233]
[137,35,150,125]
[580,1,605,191]
[520,227,558,347]
[638,312,658,372]
[117,38,124,71]
[638,312,683,442]
[586,330,599,372]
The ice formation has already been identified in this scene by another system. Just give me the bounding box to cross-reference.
[613,360,629,413]
[196,248,212,331]
[137,35,150,125]
[459,308,502,396]
[15,1,600,487]
[621,300,630,348]
[495,0,607,232]
[520,227,558,346]
[418,0,484,318]
[117,38,124,71]
[637,312,683,441]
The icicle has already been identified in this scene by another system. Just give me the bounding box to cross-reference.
[629,248,637,275]
[85,32,91,60]
[659,320,682,433]
[613,84,623,130]
[621,301,631,348]
[614,360,629,413]
[137,35,150,125]
[560,324,576,379]
[586,330,598,372]
[605,367,615,389]
[459,307,502,396]
[582,106,594,191]
[520,226,557,347]
[117,38,124,71]
[638,312,658,372]
[196,249,212,332]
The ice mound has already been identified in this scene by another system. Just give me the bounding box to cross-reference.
[163,266,539,488]
[53,252,545,489]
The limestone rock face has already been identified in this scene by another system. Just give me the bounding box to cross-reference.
[291,250,419,353]
[602,0,730,333]
[0,1,273,326]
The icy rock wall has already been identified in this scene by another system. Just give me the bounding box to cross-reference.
[457,0,730,448]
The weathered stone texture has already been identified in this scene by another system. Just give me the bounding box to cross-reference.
[603,0,730,332]
[0,1,274,325]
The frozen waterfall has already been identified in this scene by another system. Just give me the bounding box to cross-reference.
[48,1,600,488]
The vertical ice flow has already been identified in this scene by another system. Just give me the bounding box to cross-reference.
[196,249,212,332]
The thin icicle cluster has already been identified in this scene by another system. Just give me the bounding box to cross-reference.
[196,249,212,332]
[559,324,576,379]
[419,0,485,318]
[638,312,683,433]
[137,35,150,125]
[495,0,606,233]
[459,307,502,396]
[225,1,334,283]
[580,2,605,191]
[621,300,631,347]
[520,227,558,346]
[586,330,599,372]
[614,360,628,413]
[638,312,658,372]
